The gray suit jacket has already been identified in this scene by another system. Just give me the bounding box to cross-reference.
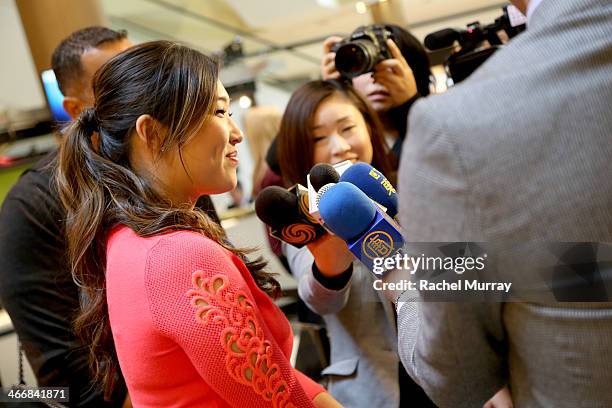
[397,0,612,407]
[284,243,400,408]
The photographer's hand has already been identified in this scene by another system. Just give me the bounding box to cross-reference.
[321,36,343,80]
[373,39,418,106]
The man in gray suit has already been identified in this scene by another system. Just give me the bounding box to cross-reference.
[394,0,612,407]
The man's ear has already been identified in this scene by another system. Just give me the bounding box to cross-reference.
[135,114,163,153]
[62,96,84,120]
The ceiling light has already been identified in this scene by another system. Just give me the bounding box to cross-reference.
[355,1,367,14]
[317,0,339,8]
[239,95,252,109]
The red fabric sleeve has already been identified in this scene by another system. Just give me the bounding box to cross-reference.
[293,368,326,401]
[144,232,318,408]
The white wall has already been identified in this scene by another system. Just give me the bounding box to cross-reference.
[0,0,46,114]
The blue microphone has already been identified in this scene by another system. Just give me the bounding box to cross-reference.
[318,182,404,275]
[339,162,398,217]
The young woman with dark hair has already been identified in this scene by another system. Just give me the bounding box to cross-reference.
[55,40,341,408]
[275,79,435,407]
[277,79,393,186]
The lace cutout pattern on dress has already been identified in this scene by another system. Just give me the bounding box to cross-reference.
[187,271,295,408]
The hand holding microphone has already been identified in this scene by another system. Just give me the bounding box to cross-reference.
[317,181,404,276]
[301,163,353,276]
[257,162,401,274]
[307,234,354,277]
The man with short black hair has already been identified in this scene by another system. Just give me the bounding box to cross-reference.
[0,26,132,407]
[52,26,131,118]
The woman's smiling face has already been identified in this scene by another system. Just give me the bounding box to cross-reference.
[181,81,243,197]
[311,93,373,167]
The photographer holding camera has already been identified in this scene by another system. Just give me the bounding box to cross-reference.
[321,24,431,165]
[261,25,429,188]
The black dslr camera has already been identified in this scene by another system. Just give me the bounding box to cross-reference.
[332,25,394,79]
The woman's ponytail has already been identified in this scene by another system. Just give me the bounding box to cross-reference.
[55,108,118,396]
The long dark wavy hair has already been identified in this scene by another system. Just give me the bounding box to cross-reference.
[277,79,394,186]
[55,40,279,396]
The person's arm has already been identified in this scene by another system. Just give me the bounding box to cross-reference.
[145,234,326,407]
[313,392,343,408]
[395,101,507,407]
[293,370,343,408]
[396,301,506,408]
[0,168,127,407]
[283,237,354,315]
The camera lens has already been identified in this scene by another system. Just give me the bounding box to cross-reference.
[334,39,378,78]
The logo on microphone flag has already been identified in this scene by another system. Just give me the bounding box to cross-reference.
[346,210,404,275]
[363,231,394,259]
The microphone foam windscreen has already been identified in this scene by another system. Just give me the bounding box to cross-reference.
[315,183,336,206]
[309,163,340,192]
[318,182,376,241]
[339,162,398,217]
[255,186,298,227]
[424,28,459,50]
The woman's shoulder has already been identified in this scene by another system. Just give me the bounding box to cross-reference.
[143,229,241,287]
[107,226,243,292]
[108,225,224,253]
[108,226,234,273]
[149,229,230,260]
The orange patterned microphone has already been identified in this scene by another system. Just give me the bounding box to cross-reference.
[255,185,327,247]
